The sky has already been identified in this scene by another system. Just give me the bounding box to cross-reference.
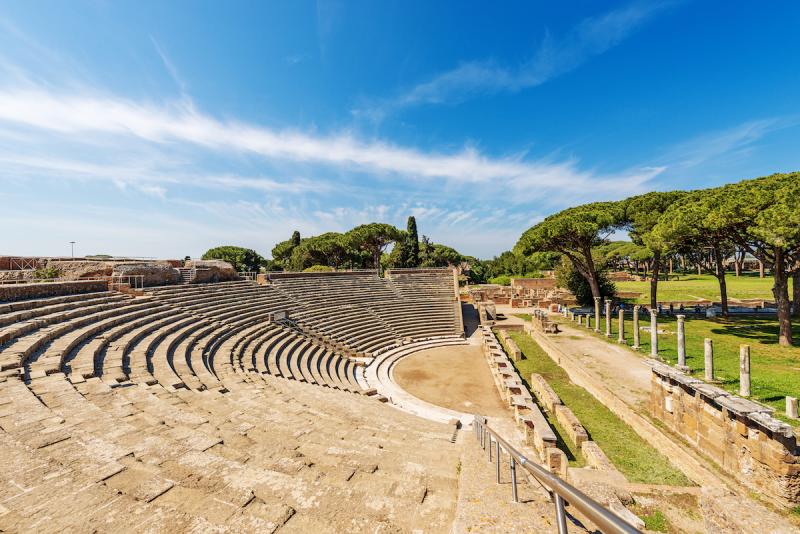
[1,1,799,260]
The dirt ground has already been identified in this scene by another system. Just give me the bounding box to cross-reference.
[393,344,508,416]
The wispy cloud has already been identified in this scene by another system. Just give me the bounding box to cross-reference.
[354,2,674,121]
[0,87,660,198]
[150,36,188,94]
[658,116,800,171]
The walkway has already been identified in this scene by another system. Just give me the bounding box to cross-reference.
[520,307,800,532]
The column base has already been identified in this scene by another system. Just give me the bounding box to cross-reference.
[632,345,640,350]
[676,365,690,373]
[605,333,612,338]
[617,339,626,344]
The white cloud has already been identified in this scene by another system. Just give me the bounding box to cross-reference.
[355,2,675,119]
[0,87,660,199]
[658,117,800,171]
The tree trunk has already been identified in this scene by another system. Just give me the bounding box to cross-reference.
[588,273,601,301]
[650,250,661,310]
[773,247,793,346]
[697,263,702,275]
[759,259,765,278]
[792,270,800,318]
[734,258,740,277]
[713,247,729,318]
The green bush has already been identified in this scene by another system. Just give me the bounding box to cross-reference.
[303,264,333,273]
[33,266,63,280]
[488,275,511,286]
[555,258,615,307]
[202,246,265,272]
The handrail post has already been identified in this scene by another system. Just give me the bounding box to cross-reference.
[554,494,568,534]
[510,457,519,503]
[495,441,501,483]
[488,435,492,461]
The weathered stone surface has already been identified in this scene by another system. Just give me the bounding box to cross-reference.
[0,280,108,302]
[651,367,800,507]
[581,441,615,471]
[185,260,238,283]
[528,373,561,412]
[113,263,180,286]
[554,404,588,447]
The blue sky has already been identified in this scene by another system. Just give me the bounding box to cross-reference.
[1,1,799,259]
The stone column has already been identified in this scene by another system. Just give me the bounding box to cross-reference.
[650,309,659,358]
[577,315,583,326]
[787,396,798,419]
[594,297,601,332]
[704,338,714,381]
[676,315,688,371]
[739,345,751,396]
[617,309,625,344]
[632,305,641,350]
[605,300,612,338]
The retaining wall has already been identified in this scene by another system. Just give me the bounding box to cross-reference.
[651,362,800,507]
[0,280,108,302]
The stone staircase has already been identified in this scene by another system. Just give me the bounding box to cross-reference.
[177,267,195,284]
[452,426,588,533]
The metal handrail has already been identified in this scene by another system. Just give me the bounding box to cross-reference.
[473,415,640,534]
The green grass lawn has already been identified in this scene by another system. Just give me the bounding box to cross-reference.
[565,313,800,424]
[504,331,692,486]
[615,273,792,304]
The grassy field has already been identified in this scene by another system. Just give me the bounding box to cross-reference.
[615,273,792,304]
[561,313,800,423]
[504,330,691,486]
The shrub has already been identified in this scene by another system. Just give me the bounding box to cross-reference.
[303,265,333,273]
[555,258,615,307]
[33,266,63,280]
[488,275,511,286]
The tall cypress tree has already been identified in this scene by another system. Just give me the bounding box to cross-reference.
[406,216,420,267]
[290,230,301,247]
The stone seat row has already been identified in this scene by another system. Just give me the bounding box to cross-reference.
[0,285,355,398]
[224,322,361,392]
[0,280,469,531]
[0,340,461,532]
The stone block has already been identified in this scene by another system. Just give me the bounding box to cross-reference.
[545,447,568,478]
[581,441,614,471]
[528,373,561,412]
[554,405,588,447]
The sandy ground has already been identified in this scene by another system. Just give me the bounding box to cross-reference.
[393,344,508,417]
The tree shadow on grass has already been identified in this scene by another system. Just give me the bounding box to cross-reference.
[706,319,783,346]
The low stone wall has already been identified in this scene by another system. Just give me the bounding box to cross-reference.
[650,361,800,507]
[510,278,557,291]
[0,280,108,302]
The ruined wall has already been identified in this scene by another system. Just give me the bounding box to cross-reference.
[0,280,108,302]
[651,362,800,507]
[510,278,557,291]
[186,260,238,283]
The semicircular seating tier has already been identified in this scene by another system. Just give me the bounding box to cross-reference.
[0,269,467,531]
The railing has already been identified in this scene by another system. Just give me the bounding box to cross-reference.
[473,416,640,534]
[110,275,144,291]
[239,271,258,281]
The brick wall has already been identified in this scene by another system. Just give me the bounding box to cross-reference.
[0,280,108,302]
[651,362,800,506]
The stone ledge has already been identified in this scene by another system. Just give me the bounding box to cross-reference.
[649,360,789,440]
